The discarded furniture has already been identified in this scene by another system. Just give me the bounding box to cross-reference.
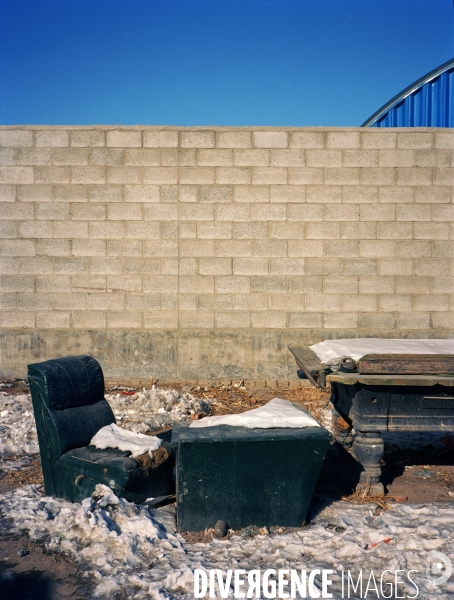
[289,345,454,496]
[28,355,174,503]
[172,406,330,532]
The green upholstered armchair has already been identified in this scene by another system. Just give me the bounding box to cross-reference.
[28,355,174,503]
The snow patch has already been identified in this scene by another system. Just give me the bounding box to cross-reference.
[90,424,162,457]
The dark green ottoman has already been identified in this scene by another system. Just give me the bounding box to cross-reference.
[172,409,330,532]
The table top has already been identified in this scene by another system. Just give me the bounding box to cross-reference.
[326,372,454,386]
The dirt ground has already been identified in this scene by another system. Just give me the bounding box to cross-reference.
[1,377,454,595]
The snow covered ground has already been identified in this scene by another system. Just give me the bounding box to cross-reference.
[1,389,454,599]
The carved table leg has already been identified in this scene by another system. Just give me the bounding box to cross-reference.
[353,430,384,496]
[332,406,353,448]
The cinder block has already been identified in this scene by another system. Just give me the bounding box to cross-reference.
[106,131,142,147]
[341,259,377,276]
[288,312,323,328]
[377,223,412,239]
[142,167,179,185]
[252,132,288,148]
[323,276,358,293]
[306,150,342,167]
[379,294,412,311]
[287,168,323,184]
[18,149,52,165]
[342,185,378,204]
[359,276,394,294]
[124,258,160,275]
[0,130,33,147]
[216,167,251,185]
[107,312,143,328]
[198,186,233,203]
[361,131,397,149]
[379,186,414,203]
[217,131,252,148]
[160,149,178,166]
[234,186,269,203]
[251,276,285,293]
[71,131,105,147]
[287,276,323,293]
[143,131,178,148]
[361,168,396,185]
[378,150,414,167]
[89,148,124,166]
[432,204,454,222]
[360,240,396,257]
[36,239,71,257]
[414,222,449,240]
[107,240,142,257]
[124,185,159,202]
[414,150,451,168]
[126,222,161,239]
[71,240,106,257]
[179,311,214,328]
[434,167,454,185]
[341,222,377,239]
[1,275,34,292]
[179,167,215,185]
[232,258,268,275]
[198,149,233,166]
[395,312,430,329]
[125,293,160,310]
[233,149,269,166]
[107,203,142,220]
[415,186,451,204]
[157,292,177,309]
[215,312,250,328]
[378,259,413,276]
[106,167,141,184]
[107,276,142,293]
[88,292,124,310]
[343,150,378,167]
[123,149,160,166]
[432,313,454,330]
[181,131,215,148]
[52,185,88,202]
[269,258,305,275]
[180,204,214,221]
[397,167,432,186]
[286,204,325,223]
[180,240,214,257]
[216,276,250,293]
[0,185,16,202]
[306,223,340,239]
[414,295,449,312]
[178,186,196,203]
[53,148,88,166]
[270,149,305,167]
[53,221,88,239]
[324,240,359,257]
[396,205,431,221]
[306,185,341,203]
[288,241,323,257]
[397,133,433,149]
[269,293,305,310]
[306,259,342,276]
[216,240,251,257]
[70,203,106,220]
[324,168,360,185]
[359,313,394,329]
[216,203,249,221]
[179,294,197,310]
[326,131,360,149]
[433,241,453,257]
[289,132,324,148]
[396,240,431,258]
[252,240,287,257]
[35,131,69,147]
[90,185,124,202]
[71,167,105,184]
[143,240,178,257]
[251,204,286,221]
[251,167,286,184]
[179,222,197,238]
[435,132,454,149]
[143,276,178,293]
[197,222,232,239]
[0,166,34,184]
[232,222,268,239]
[89,222,125,239]
[360,204,395,221]
[143,311,178,328]
[0,240,35,256]
[270,222,305,239]
[197,258,231,276]
[179,149,197,166]
[233,293,268,310]
[415,258,450,276]
[0,202,33,220]
[53,293,88,310]
[431,277,454,294]
[179,277,214,295]
[251,311,286,328]
[18,221,53,238]
[269,185,305,203]
[395,276,430,294]
[71,311,107,328]
[2,311,35,328]
[54,258,89,274]
[0,293,16,309]
[36,203,70,221]
[324,204,360,221]
[143,204,178,221]
[0,221,17,238]
[323,312,359,328]
[306,294,340,311]
[69,275,106,293]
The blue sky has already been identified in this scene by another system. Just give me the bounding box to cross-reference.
[1,0,453,126]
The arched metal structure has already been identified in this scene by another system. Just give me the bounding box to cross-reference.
[362,58,454,127]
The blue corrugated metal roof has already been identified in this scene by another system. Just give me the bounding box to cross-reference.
[362,58,454,127]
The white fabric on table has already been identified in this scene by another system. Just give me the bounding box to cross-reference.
[310,338,454,363]
[90,423,162,457]
[189,398,320,429]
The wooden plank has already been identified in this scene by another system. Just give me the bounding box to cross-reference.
[288,345,322,388]
[327,373,454,386]
[358,354,454,375]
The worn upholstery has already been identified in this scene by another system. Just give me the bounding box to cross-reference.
[28,355,174,503]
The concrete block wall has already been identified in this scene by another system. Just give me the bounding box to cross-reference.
[0,126,453,379]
